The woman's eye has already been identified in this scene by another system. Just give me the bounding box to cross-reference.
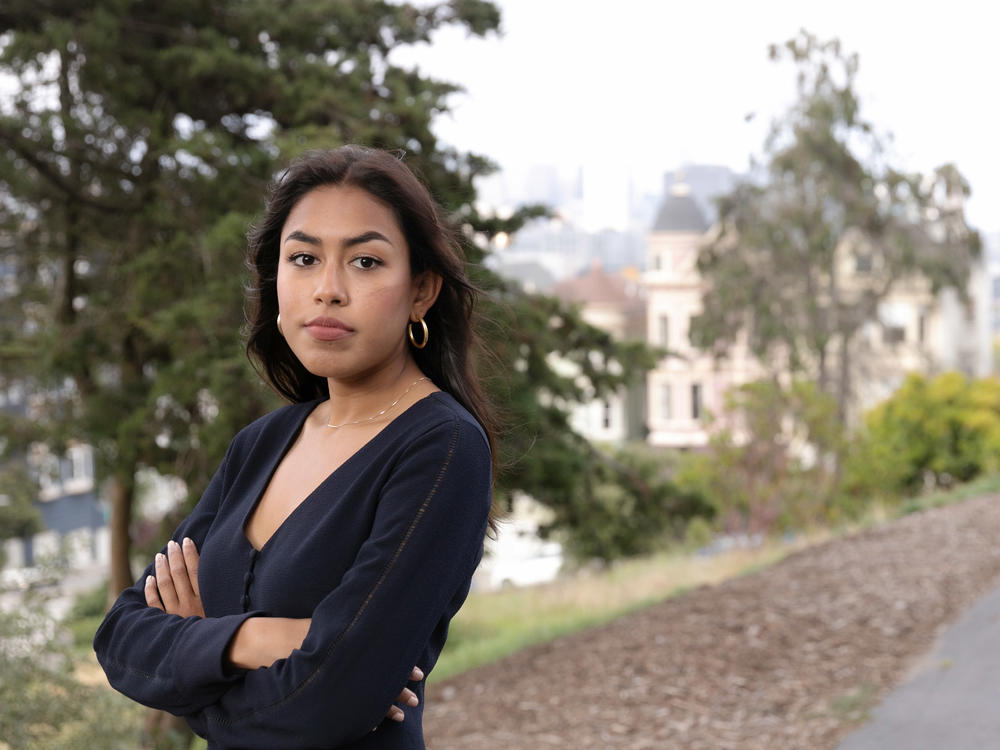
[289,253,318,267]
[350,256,382,270]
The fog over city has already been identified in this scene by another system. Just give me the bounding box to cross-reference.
[396,0,999,237]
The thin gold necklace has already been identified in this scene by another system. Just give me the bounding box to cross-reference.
[325,376,430,429]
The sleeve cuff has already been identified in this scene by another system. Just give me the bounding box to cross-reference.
[172,612,263,695]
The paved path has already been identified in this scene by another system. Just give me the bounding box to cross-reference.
[836,578,1000,750]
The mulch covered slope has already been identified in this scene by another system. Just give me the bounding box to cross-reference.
[425,494,1000,750]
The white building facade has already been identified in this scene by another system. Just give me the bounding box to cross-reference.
[643,182,759,448]
[642,178,991,448]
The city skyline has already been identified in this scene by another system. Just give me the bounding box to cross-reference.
[395,0,999,235]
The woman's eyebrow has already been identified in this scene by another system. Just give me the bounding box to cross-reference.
[342,230,393,248]
[284,230,321,245]
[283,230,393,248]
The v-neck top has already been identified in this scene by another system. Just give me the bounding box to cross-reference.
[94,392,492,750]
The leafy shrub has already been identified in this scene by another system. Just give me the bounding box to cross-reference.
[0,599,143,749]
[844,372,1000,499]
[674,378,844,534]
[543,443,712,563]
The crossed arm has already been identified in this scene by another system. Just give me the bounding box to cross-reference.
[145,536,421,724]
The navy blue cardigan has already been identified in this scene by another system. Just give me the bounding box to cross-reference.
[94,392,491,749]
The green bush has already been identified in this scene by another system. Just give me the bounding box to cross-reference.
[0,599,143,749]
[674,378,843,534]
[69,582,109,621]
[843,372,1000,499]
[544,443,712,563]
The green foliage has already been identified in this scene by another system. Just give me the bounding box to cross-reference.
[675,378,843,533]
[683,516,715,550]
[0,462,43,541]
[482,286,660,535]
[844,373,1000,499]
[0,602,143,749]
[69,581,109,622]
[690,31,980,420]
[541,442,712,563]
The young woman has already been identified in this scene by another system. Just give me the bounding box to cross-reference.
[94,146,497,749]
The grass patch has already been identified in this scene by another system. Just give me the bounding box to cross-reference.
[830,683,878,723]
[901,472,1000,514]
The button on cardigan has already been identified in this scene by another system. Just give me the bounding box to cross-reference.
[94,392,492,749]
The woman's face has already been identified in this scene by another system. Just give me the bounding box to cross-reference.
[276,184,435,385]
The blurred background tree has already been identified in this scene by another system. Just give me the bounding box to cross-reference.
[690,31,981,430]
[675,378,842,535]
[0,463,43,558]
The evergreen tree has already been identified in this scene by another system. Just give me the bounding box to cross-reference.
[0,463,43,546]
[0,0,659,620]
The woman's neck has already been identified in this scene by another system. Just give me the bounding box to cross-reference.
[322,363,428,429]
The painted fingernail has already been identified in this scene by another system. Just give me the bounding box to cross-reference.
[146,575,155,586]
[156,553,165,565]
[168,540,179,551]
[182,537,193,548]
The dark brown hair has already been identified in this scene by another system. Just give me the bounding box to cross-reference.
[245,146,499,514]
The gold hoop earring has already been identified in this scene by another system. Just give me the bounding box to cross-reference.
[276,314,284,337]
[408,317,429,349]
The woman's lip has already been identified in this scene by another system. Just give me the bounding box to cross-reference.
[305,324,353,342]
[305,316,352,329]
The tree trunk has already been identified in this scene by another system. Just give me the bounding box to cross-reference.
[830,330,854,485]
[107,471,135,604]
[836,331,852,428]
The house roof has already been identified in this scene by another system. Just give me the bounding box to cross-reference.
[552,261,641,307]
[651,182,709,233]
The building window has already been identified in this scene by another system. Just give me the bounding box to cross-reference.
[652,253,661,271]
[918,311,927,344]
[38,453,61,491]
[855,253,873,273]
[68,445,94,482]
[884,325,905,344]
[660,384,672,421]
[602,400,612,429]
[658,314,669,347]
[691,383,702,421]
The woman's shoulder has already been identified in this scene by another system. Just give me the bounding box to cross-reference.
[406,391,489,452]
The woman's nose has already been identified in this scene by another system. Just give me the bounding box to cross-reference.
[314,266,347,305]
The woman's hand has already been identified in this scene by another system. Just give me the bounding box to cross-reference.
[384,666,423,723]
[145,537,205,618]
[149,538,423,725]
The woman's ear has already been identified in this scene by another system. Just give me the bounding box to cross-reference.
[410,271,443,320]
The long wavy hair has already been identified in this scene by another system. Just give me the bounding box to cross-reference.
[245,146,499,506]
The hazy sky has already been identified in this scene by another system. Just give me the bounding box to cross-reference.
[395,0,999,234]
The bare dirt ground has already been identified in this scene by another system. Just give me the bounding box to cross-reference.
[425,494,1000,750]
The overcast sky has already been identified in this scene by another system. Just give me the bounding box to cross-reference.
[395,0,999,235]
